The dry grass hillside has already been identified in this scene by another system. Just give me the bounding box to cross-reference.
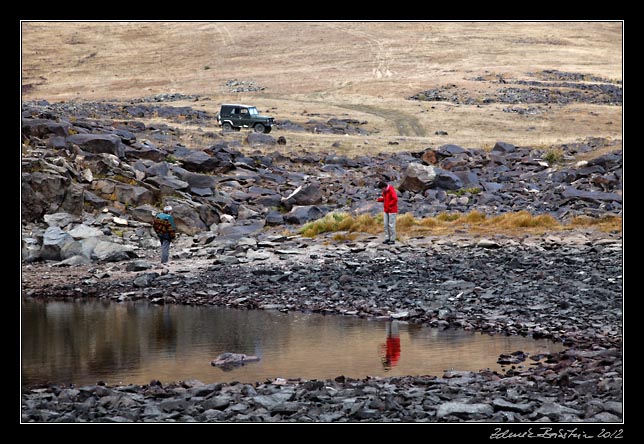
[21,21,622,155]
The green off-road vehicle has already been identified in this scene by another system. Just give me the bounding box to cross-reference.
[216,104,274,134]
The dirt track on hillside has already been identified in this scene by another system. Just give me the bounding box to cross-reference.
[21,22,622,151]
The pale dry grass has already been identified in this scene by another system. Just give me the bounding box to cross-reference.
[21,21,622,155]
[300,210,622,240]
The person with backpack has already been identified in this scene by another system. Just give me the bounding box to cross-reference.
[376,180,398,244]
[153,205,177,264]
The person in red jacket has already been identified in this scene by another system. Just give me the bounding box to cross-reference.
[377,180,398,244]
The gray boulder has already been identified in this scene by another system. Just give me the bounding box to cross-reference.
[491,141,517,154]
[68,224,104,239]
[146,175,190,195]
[176,171,217,191]
[284,206,327,225]
[398,163,437,193]
[129,205,158,225]
[44,212,81,228]
[436,143,468,156]
[245,133,276,146]
[40,226,80,261]
[434,169,463,190]
[218,221,265,239]
[399,163,463,192]
[66,133,126,158]
[21,171,71,222]
[174,150,221,173]
[265,210,285,226]
[125,142,167,162]
[91,240,137,262]
[56,255,92,266]
[91,179,156,207]
[22,118,71,138]
[437,402,494,418]
[282,183,323,210]
[21,237,41,262]
[161,200,214,235]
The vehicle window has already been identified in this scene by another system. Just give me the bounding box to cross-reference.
[241,108,249,115]
[233,108,241,114]
[248,107,259,116]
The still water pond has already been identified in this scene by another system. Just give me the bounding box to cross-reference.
[22,299,564,387]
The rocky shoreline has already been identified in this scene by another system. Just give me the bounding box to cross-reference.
[21,230,622,423]
[21,96,622,423]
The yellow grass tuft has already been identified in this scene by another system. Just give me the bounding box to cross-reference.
[299,210,622,240]
[351,213,383,234]
[332,232,359,242]
[300,212,346,237]
[463,210,487,223]
[569,215,623,232]
[395,213,419,230]
[490,210,559,230]
[300,212,384,237]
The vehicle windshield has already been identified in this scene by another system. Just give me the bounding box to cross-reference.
[247,107,259,116]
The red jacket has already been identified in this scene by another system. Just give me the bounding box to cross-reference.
[386,337,401,367]
[377,184,398,213]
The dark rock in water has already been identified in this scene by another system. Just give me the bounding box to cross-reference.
[211,353,260,371]
[497,351,528,365]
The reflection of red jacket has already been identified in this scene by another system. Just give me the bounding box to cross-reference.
[386,337,401,366]
[377,184,398,213]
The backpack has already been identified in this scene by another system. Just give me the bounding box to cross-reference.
[153,216,174,239]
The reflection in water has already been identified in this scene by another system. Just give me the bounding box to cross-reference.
[21,299,565,387]
[380,321,401,370]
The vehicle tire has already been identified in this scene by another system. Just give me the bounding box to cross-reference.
[222,122,233,131]
[263,126,272,134]
[254,123,265,133]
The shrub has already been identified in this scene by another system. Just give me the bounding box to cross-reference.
[300,212,351,237]
[543,148,564,165]
[569,215,622,232]
[396,213,419,230]
[463,210,486,223]
[436,212,460,222]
